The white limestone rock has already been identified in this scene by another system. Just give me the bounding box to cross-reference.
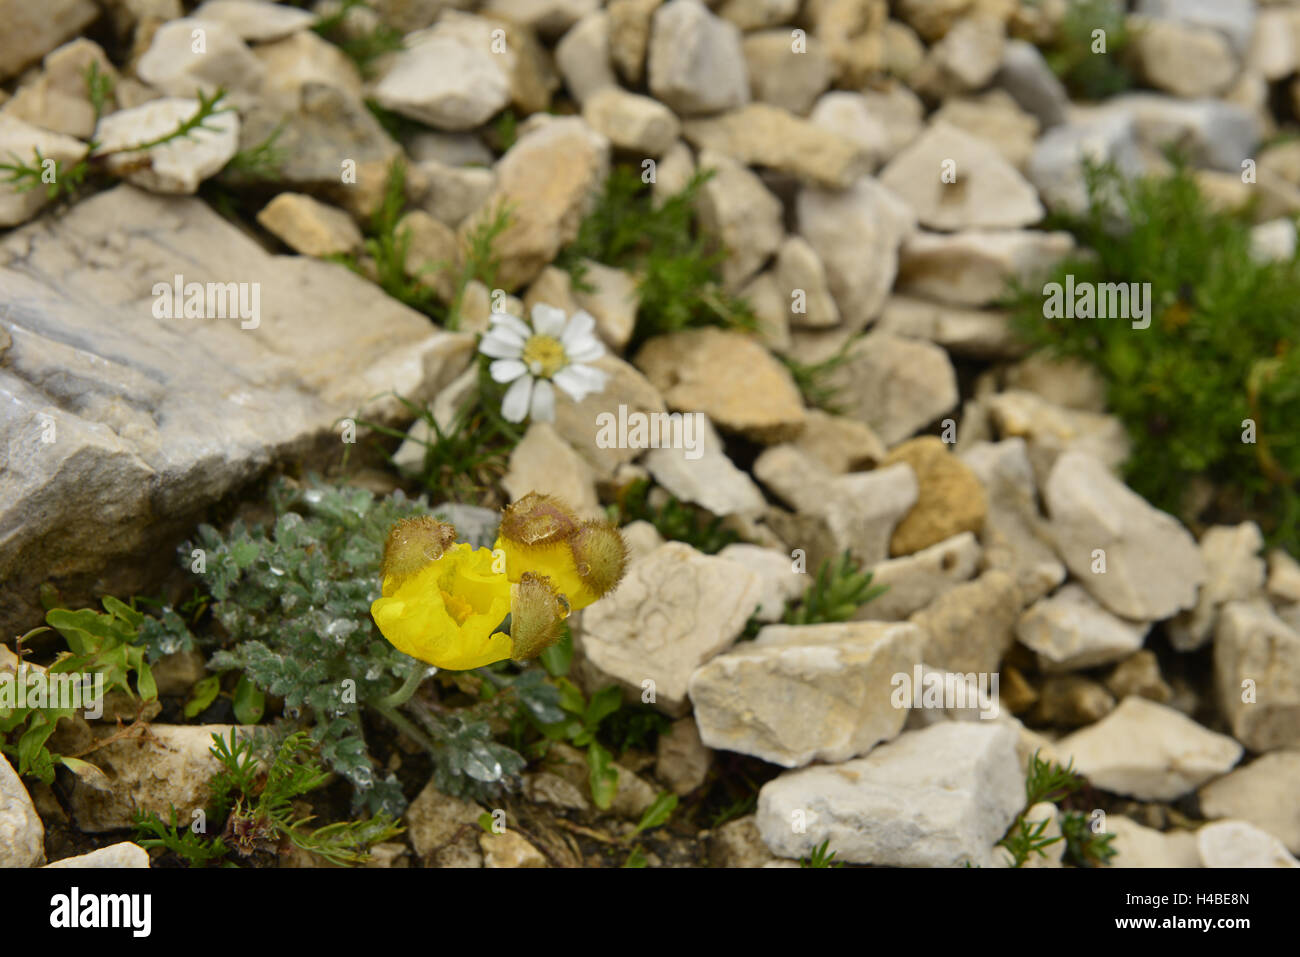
[1055,697,1242,801]
[689,621,925,767]
[755,721,1024,867]
[1043,451,1205,622]
[1017,583,1150,673]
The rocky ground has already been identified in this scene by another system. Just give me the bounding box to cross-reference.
[2,0,1299,869]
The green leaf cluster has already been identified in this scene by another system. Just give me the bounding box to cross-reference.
[134,729,401,867]
[800,839,842,868]
[497,641,669,811]
[311,0,405,77]
[1,599,159,785]
[1041,0,1133,100]
[558,166,757,347]
[782,551,887,625]
[2,84,230,204]
[173,479,526,813]
[330,160,512,334]
[998,751,1116,868]
[354,370,523,507]
[607,478,740,555]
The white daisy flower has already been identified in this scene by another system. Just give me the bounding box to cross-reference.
[478,303,608,423]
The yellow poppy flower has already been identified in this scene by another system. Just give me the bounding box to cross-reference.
[493,493,627,611]
[371,542,513,671]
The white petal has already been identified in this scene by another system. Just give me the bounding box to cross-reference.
[561,310,597,349]
[489,358,527,383]
[530,378,556,422]
[484,324,525,349]
[489,311,532,340]
[553,363,607,402]
[531,302,567,336]
[565,335,605,363]
[479,331,524,359]
[501,375,534,423]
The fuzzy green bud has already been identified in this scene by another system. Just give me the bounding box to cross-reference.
[380,516,457,593]
[509,573,570,661]
[568,519,627,600]
[499,492,580,548]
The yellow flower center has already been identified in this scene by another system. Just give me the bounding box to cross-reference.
[522,334,567,378]
[440,588,474,626]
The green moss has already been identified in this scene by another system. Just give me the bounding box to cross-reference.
[1009,159,1300,555]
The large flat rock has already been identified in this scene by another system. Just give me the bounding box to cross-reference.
[0,185,472,635]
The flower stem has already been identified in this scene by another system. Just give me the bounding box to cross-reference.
[374,702,439,757]
[378,658,429,710]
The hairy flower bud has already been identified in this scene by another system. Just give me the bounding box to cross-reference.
[509,573,570,661]
[567,520,627,600]
[380,516,457,594]
[499,492,579,548]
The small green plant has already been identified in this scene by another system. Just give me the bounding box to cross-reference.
[999,815,1062,868]
[781,344,851,413]
[1060,808,1119,868]
[132,807,230,867]
[998,751,1116,868]
[183,673,265,723]
[630,791,678,839]
[607,478,741,555]
[337,158,442,317]
[1,86,232,203]
[1,599,162,785]
[558,166,756,347]
[0,147,90,201]
[331,160,513,330]
[129,87,233,152]
[84,60,114,126]
[491,109,518,152]
[312,0,405,77]
[800,839,842,868]
[1009,158,1300,556]
[447,202,513,330]
[1041,0,1133,100]
[621,791,678,863]
[167,479,532,814]
[220,123,287,183]
[782,551,887,625]
[134,730,402,866]
[353,367,523,507]
[536,678,668,810]
[495,641,669,811]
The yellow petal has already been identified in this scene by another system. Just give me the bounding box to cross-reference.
[493,535,599,610]
[371,543,513,670]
